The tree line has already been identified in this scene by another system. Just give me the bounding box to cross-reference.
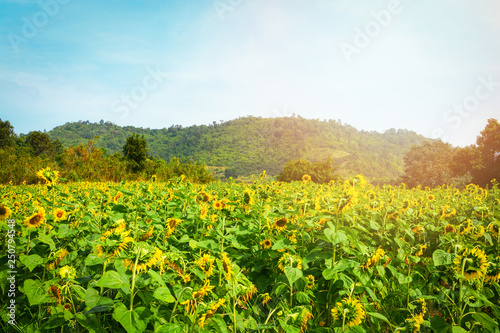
[0,119,213,184]
[401,118,499,188]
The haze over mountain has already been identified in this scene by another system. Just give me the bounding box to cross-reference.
[46,116,429,183]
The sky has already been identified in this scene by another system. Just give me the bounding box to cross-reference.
[1,0,499,147]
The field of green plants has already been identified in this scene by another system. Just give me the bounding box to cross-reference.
[1,168,499,332]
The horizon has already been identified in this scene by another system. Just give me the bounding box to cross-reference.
[1,0,499,148]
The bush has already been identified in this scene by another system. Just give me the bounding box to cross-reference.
[277,157,339,183]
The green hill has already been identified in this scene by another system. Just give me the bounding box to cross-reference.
[47,116,429,183]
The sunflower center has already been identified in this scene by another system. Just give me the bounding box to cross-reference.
[276,218,287,228]
[0,206,6,215]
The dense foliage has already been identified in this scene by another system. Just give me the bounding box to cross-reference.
[46,117,429,183]
[1,171,499,332]
[277,158,339,184]
[0,119,213,185]
[402,119,500,188]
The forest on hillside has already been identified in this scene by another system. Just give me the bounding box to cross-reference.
[46,116,429,183]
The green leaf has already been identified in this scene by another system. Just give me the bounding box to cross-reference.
[278,318,300,333]
[153,286,175,303]
[284,266,303,285]
[38,233,56,251]
[322,259,359,280]
[433,249,453,266]
[324,229,348,245]
[471,313,498,332]
[96,270,130,289]
[210,316,229,333]
[451,327,469,333]
[113,303,150,333]
[430,315,451,333]
[19,254,44,272]
[75,313,107,333]
[85,287,113,309]
[155,323,184,333]
[85,304,113,315]
[24,279,51,306]
[366,312,392,326]
[112,204,128,213]
[148,269,166,288]
[58,224,78,238]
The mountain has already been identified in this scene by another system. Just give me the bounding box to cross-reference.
[47,116,429,183]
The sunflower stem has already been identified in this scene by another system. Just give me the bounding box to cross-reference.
[130,245,142,311]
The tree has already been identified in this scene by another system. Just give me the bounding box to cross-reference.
[0,119,15,148]
[277,157,339,183]
[473,118,500,186]
[123,133,148,172]
[26,131,58,157]
[401,140,455,188]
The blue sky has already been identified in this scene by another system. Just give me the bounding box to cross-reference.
[1,0,499,147]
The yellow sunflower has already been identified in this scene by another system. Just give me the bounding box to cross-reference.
[166,218,182,236]
[485,256,500,284]
[221,252,234,281]
[362,247,385,270]
[25,207,46,228]
[46,248,69,270]
[274,217,288,231]
[36,167,60,186]
[124,246,163,275]
[198,298,225,328]
[444,224,456,234]
[261,238,272,249]
[0,204,12,219]
[302,174,312,182]
[453,247,489,282]
[52,208,67,222]
[139,226,154,241]
[261,293,272,306]
[59,265,77,279]
[331,296,365,328]
[196,254,215,277]
[278,253,303,272]
[181,279,215,314]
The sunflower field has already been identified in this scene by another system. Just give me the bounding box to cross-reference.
[1,169,500,333]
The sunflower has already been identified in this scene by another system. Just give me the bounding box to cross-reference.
[485,256,500,284]
[261,293,272,306]
[197,191,211,203]
[0,204,12,219]
[182,279,215,314]
[240,284,257,304]
[274,217,288,231]
[444,224,456,234]
[440,205,457,219]
[261,238,272,249]
[139,226,154,241]
[113,191,123,203]
[299,308,313,333]
[199,203,209,220]
[124,246,163,275]
[302,174,311,182]
[415,245,427,257]
[47,285,62,305]
[243,189,255,206]
[150,174,157,182]
[331,296,365,328]
[487,222,499,237]
[52,208,67,222]
[221,252,234,281]
[427,194,435,202]
[25,207,46,228]
[278,253,303,272]
[166,218,182,236]
[198,298,225,328]
[36,167,60,186]
[46,248,69,270]
[196,254,215,277]
[453,247,489,282]
[306,275,315,289]
[362,247,385,269]
[59,265,77,279]
[63,303,72,311]
[95,225,134,261]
